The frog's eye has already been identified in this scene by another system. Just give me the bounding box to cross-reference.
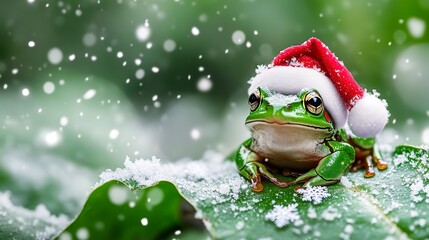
[248,89,261,111]
[304,91,324,115]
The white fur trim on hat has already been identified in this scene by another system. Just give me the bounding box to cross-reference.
[248,66,348,128]
[348,93,389,138]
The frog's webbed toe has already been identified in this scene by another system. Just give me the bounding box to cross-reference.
[250,175,264,192]
[240,161,290,192]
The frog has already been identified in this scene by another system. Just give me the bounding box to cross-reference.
[234,87,388,192]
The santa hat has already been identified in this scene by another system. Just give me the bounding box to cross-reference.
[248,37,388,138]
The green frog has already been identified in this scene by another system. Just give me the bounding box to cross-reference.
[234,87,388,192]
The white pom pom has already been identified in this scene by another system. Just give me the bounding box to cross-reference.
[348,93,389,138]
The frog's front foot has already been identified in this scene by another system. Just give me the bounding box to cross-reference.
[240,162,289,192]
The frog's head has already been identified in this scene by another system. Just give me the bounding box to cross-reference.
[245,87,334,133]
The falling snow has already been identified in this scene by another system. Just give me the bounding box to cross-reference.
[47,47,63,65]
[197,77,212,92]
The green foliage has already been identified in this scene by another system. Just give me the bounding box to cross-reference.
[52,145,429,239]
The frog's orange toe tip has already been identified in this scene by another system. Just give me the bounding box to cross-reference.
[251,183,264,192]
[293,186,304,194]
[364,172,375,178]
[378,165,388,171]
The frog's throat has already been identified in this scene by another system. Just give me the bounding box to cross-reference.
[245,120,332,131]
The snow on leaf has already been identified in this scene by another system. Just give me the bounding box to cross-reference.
[265,204,301,228]
[98,151,246,204]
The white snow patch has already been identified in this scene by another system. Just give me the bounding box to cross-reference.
[265,204,300,228]
[98,151,246,204]
[0,192,68,240]
[297,186,330,204]
[340,176,354,188]
[410,177,429,203]
[321,206,341,221]
[265,93,299,108]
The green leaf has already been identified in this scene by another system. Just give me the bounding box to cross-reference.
[59,146,429,239]
[58,181,187,240]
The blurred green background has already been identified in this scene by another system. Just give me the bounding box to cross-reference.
[0,0,429,223]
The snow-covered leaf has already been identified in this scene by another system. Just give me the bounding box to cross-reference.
[54,145,429,239]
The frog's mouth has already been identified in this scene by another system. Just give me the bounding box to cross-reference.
[245,120,332,131]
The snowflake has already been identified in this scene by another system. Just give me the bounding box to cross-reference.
[255,64,268,74]
[265,204,300,228]
[297,185,330,204]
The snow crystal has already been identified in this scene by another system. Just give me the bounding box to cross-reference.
[422,128,429,145]
[255,64,268,74]
[321,206,341,221]
[109,129,119,139]
[191,26,200,36]
[339,224,354,240]
[68,54,76,61]
[22,88,30,96]
[135,24,151,42]
[307,207,317,219]
[232,30,246,45]
[136,68,145,79]
[407,17,426,38]
[297,186,330,204]
[141,218,148,226]
[197,77,212,92]
[58,232,72,240]
[43,81,55,94]
[76,227,89,240]
[83,89,96,100]
[410,177,428,203]
[235,221,245,230]
[151,66,159,73]
[60,117,68,126]
[47,47,63,65]
[82,32,97,47]
[35,226,57,240]
[265,204,300,228]
[108,185,128,205]
[43,130,61,147]
[163,39,176,52]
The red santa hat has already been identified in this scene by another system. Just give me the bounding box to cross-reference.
[248,37,389,138]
